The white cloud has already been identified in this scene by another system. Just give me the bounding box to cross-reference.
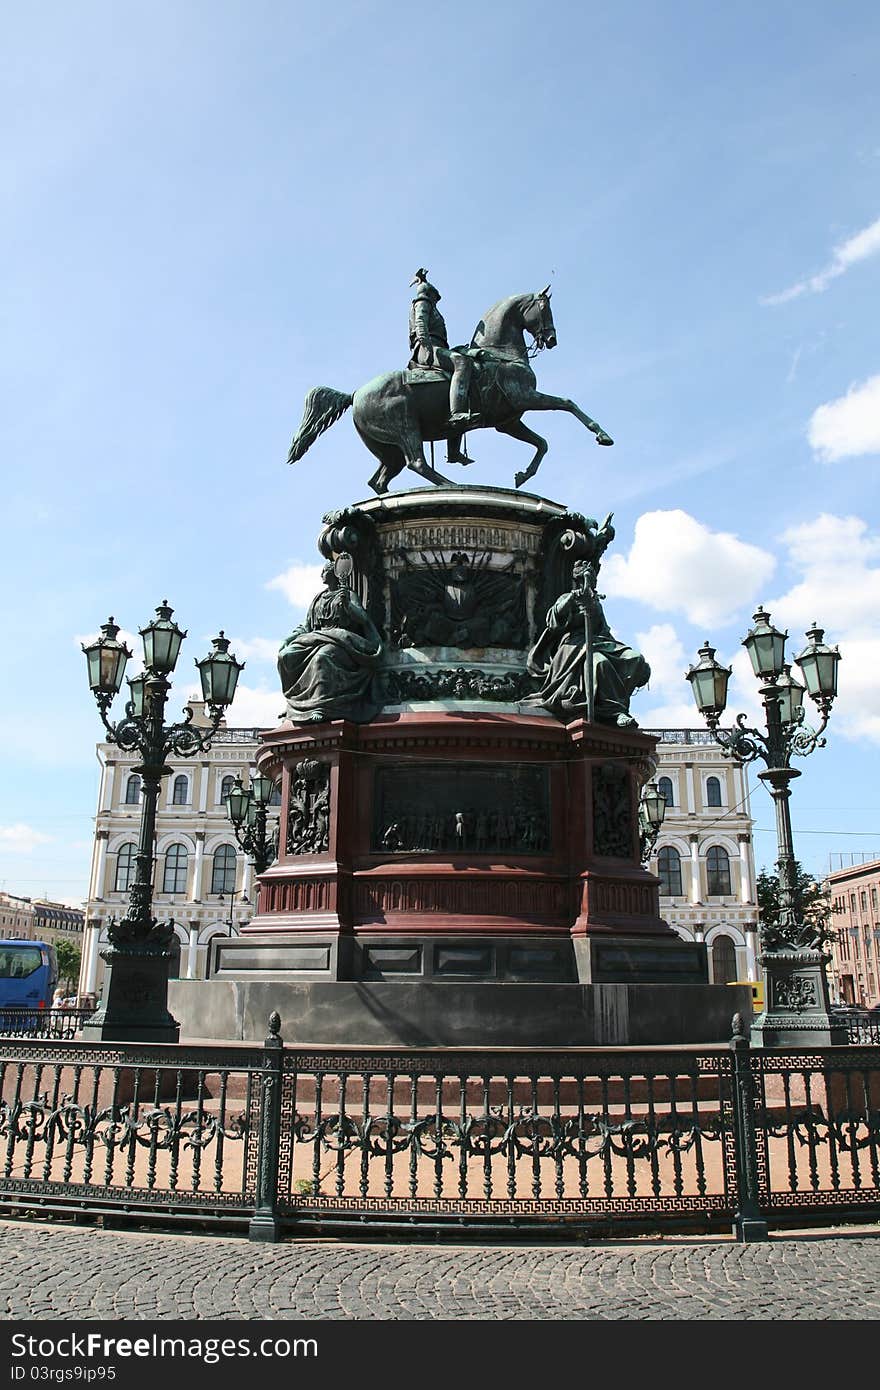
[807,374,880,463]
[266,563,324,608]
[603,510,775,628]
[763,213,880,304]
[227,636,283,664]
[179,679,284,730]
[0,824,53,855]
[768,514,880,744]
[770,514,880,632]
[631,514,880,747]
[635,623,687,691]
[226,684,285,729]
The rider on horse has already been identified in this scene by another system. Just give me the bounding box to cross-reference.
[408,269,476,465]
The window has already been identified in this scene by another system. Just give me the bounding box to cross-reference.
[711,934,737,985]
[861,891,868,912]
[124,775,140,805]
[115,843,137,893]
[657,776,674,808]
[163,843,188,895]
[172,775,189,806]
[706,776,722,808]
[657,846,683,896]
[851,893,858,915]
[220,775,235,802]
[872,887,878,912]
[269,782,282,807]
[706,845,732,896]
[211,844,237,895]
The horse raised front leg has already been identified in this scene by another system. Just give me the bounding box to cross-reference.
[495,417,549,489]
[521,391,614,446]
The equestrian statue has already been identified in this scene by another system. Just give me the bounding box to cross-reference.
[287,271,614,495]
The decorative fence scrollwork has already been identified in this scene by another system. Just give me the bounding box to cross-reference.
[0,1027,878,1242]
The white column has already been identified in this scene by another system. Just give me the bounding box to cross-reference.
[192,832,205,901]
[738,834,752,904]
[683,763,696,814]
[198,762,210,814]
[81,920,102,995]
[101,759,116,812]
[242,858,253,897]
[91,830,109,900]
[186,923,199,980]
[744,924,759,982]
[689,834,701,904]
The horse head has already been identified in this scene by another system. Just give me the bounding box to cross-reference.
[522,287,556,350]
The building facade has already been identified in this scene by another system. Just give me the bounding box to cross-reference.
[0,892,40,940]
[79,710,278,998]
[81,718,759,996]
[0,891,84,946]
[827,857,880,1007]
[645,730,760,986]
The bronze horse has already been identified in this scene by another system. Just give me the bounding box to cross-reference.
[287,290,613,495]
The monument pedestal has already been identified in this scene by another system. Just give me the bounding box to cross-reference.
[172,487,746,1046]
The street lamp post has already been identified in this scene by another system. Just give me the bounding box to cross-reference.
[81,604,243,1042]
[225,775,279,878]
[686,608,844,1046]
[639,781,668,864]
[215,888,250,937]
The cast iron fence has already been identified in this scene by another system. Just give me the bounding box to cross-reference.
[843,1011,880,1046]
[0,1008,94,1040]
[0,1016,878,1242]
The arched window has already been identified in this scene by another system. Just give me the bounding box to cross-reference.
[706,776,722,807]
[657,846,683,896]
[706,845,732,896]
[220,775,235,802]
[211,844,237,895]
[172,775,189,806]
[124,775,141,805]
[163,843,189,895]
[658,776,674,807]
[711,934,738,984]
[114,843,137,892]
[269,781,282,806]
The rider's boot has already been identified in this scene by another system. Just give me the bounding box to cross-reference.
[448,355,477,461]
[448,354,477,438]
[447,431,475,466]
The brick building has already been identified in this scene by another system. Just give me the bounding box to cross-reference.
[827,857,880,1007]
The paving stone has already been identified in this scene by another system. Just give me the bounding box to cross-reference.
[0,1219,878,1320]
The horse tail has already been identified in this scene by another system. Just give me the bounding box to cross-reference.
[287,386,353,464]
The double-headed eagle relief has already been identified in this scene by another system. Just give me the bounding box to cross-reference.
[287,270,613,495]
[390,546,528,650]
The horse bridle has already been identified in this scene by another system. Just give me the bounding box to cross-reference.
[524,291,553,355]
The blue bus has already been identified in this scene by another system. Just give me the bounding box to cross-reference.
[0,939,58,1026]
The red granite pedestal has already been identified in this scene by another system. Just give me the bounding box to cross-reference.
[211,710,705,988]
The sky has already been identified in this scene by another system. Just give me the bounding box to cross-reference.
[1,0,879,901]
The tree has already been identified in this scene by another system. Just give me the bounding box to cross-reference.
[756,861,832,948]
[54,939,81,993]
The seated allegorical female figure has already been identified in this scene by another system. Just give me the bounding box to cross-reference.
[277,563,384,723]
[525,559,650,727]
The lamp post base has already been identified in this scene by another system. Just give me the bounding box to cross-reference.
[82,946,180,1045]
[751,948,847,1048]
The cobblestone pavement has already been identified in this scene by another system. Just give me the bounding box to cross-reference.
[1,1220,879,1320]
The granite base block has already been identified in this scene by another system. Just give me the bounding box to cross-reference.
[169,978,751,1047]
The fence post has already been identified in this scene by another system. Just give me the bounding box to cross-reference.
[248,1010,284,1243]
[729,1012,768,1243]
